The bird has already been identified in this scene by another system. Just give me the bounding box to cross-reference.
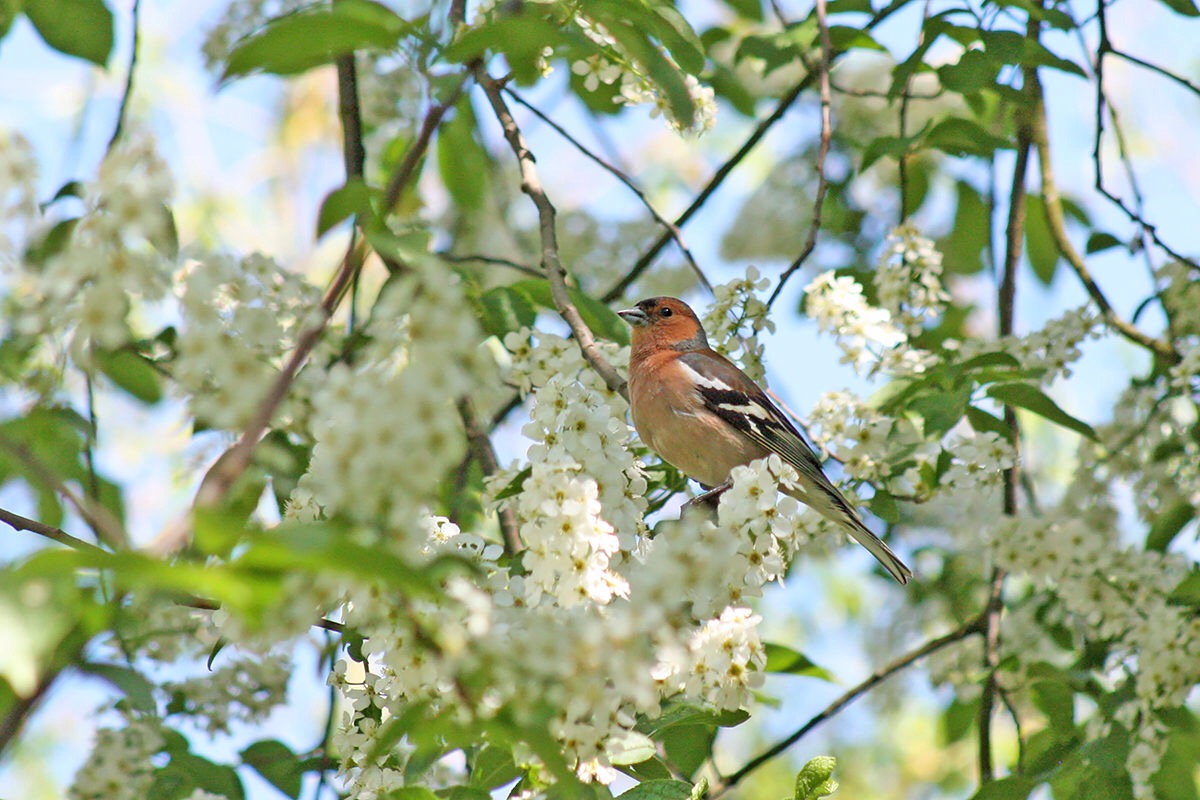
[617,296,912,585]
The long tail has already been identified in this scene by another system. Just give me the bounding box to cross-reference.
[789,480,913,585]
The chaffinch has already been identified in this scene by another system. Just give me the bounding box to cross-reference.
[618,296,912,585]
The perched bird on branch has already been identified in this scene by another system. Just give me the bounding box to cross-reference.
[618,296,912,585]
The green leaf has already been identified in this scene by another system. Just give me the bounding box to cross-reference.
[438,100,489,211]
[793,756,838,800]
[909,384,971,436]
[725,0,764,20]
[608,731,657,766]
[241,740,303,799]
[618,781,693,800]
[861,134,914,171]
[1157,0,1200,16]
[317,177,373,238]
[493,466,531,501]
[924,117,1012,158]
[169,752,246,800]
[763,644,836,681]
[965,405,1014,442]
[78,662,157,712]
[1086,231,1122,255]
[509,279,629,345]
[1025,194,1059,285]
[942,697,980,744]
[222,0,408,81]
[1031,680,1075,731]
[601,15,695,126]
[968,775,1037,800]
[986,382,1096,440]
[1147,500,1195,553]
[445,14,572,84]
[93,348,163,404]
[479,285,538,338]
[469,744,521,790]
[25,0,113,66]
[939,181,991,275]
[868,490,900,524]
[938,48,997,94]
[1169,568,1200,607]
[389,788,440,800]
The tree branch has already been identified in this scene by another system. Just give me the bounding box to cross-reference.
[601,0,911,303]
[504,87,712,295]
[1030,71,1179,363]
[105,0,140,152]
[457,397,522,555]
[1092,5,1200,274]
[767,0,834,309]
[0,505,106,554]
[711,614,985,797]
[478,72,628,399]
[0,433,129,549]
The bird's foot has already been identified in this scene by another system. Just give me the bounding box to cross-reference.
[682,481,732,512]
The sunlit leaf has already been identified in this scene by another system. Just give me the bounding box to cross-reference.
[25,0,113,66]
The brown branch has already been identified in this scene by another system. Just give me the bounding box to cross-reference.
[478,72,628,399]
[601,0,911,303]
[1092,6,1200,274]
[0,433,129,549]
[457,397,522,555]
[336,55,366,181]
[105,0,140,151]
[436,251,542,277]
[383,70,473,211]
[1109,48,1200,101]
[711,614,986,797]
[1029,72,1179,362]
[0,505,106,554]
[767,0,834,309]
[504,87,713,295]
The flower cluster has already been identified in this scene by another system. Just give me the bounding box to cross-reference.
[173,252,320,430]
[955,305,1099,381]
[297,259,494,531]
[68,715,163,800]
[985,437,1200,799]
[162,652,292,735]
[0,131,38,254]
[571,15,716,134]
[701,266,775,383]
[873,225,950,336]
[804,271,932,377]
[15,131,174,355]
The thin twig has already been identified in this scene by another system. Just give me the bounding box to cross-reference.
[436,251,542,277]
[1029,72,1179,362]
[105,0,140,152]
[0,506,106,554]
[478,72,628,398]
[767,0,834,308]
[457,397,523,555]
[0,433,129,549]
[504,87,713,294]
[383,70,473,211]
[711,614,986,797]
[1110,48,1200,100]
[1092,5,1200,273]
[336,55,366,181]
[602,0,911,303]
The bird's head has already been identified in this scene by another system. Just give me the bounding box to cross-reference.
[618,297,709,355]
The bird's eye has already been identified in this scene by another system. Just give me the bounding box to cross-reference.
[660,307,673,317]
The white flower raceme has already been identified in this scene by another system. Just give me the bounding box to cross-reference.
[174,252,320,430]
[955,305,1099,380]
[702,266,775,383]
[0,130,38,255]
[162,652,291,735]
[298,260,493,531]
[805,271,932,376]
[874,225,950,336]
[15,131,174,354]
[68,715,163,800]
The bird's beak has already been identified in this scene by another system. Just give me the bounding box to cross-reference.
[617,308,649,327]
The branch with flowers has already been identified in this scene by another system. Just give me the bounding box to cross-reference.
[2,2,1200,800]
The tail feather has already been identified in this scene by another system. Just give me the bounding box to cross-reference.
[788,481,913,585]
